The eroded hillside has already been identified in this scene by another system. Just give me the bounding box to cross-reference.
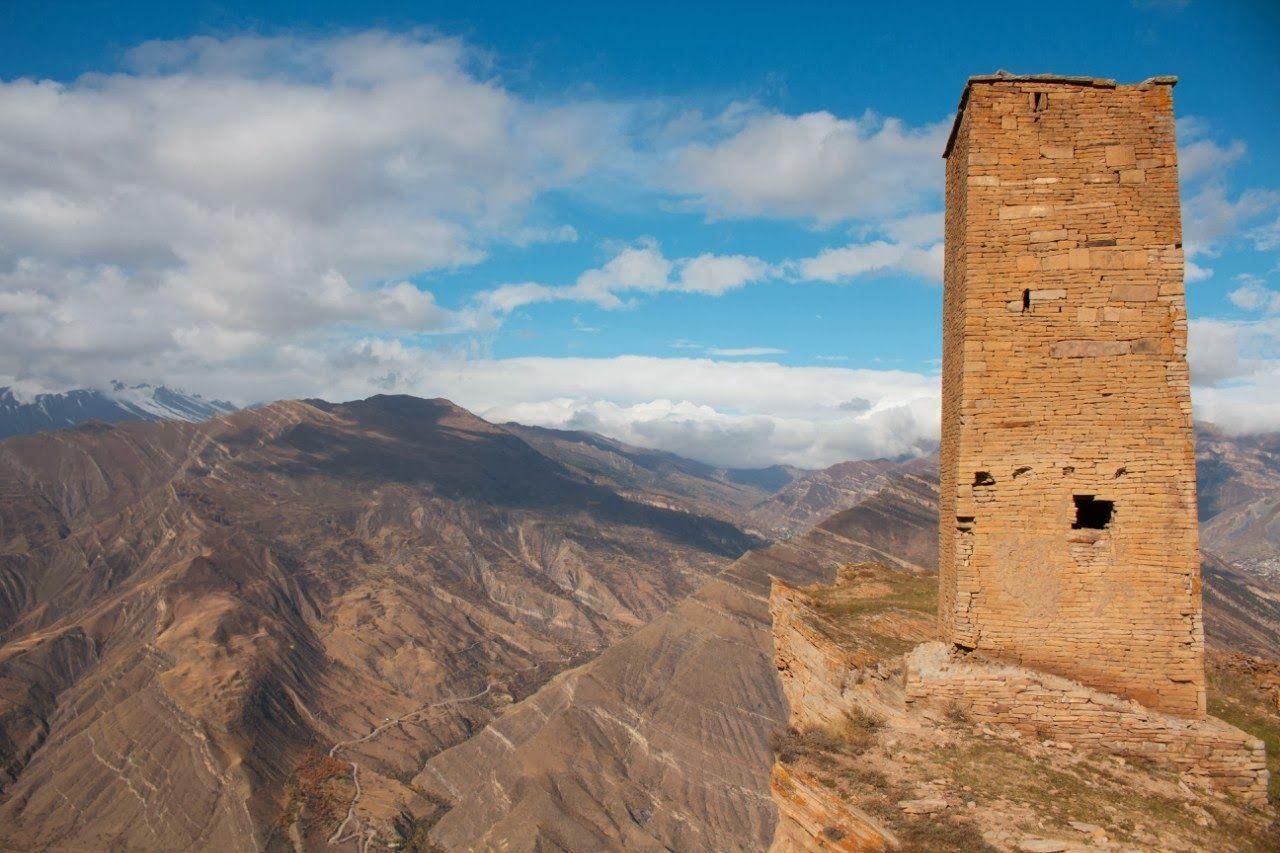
[768,564,1278,851]
[0,396,757,850]
[414,461,1280,851]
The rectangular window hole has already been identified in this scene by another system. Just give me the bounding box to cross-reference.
[1072,495,1113,530]
[1031,92,1048,112]
[1022,288,1031,312]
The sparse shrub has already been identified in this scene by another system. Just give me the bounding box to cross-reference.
[276,750,352,830]
[822,825,847,841]
[896,816,997,852]
[836,706,884,754]
[770,727,802,764]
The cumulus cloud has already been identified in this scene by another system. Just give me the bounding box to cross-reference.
[672,110,949,223]
[418,355,941,468]
[1183,184,1280,257]
[795,240,944,284]
[477,243,776,312]
[1,30,958,401]
[1248,214,1280,252]
[1176,117,1279,280]
[79,340,936,468]
[0,31,606,390]
[1227,275,1280,314]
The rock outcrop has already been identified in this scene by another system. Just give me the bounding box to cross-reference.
[768,569,1279,851]
[906,642,1269,805]
[414,474,941,851]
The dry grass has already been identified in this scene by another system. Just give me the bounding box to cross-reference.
[1207,652,1280,806]
[277,750,354,831]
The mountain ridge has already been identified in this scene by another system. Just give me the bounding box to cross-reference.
[0,395,760,849]
[0,383,236,440]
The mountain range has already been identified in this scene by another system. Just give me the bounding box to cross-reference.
[0,395,1274,850]
[0,383,236,440]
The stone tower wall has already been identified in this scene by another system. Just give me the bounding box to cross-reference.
[939,76,1204,718]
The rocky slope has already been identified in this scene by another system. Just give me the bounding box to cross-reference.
[414,472,940,850]
[505,423,905,538]
[0,401,1274,851]
[0,383,236,439]
[1197,426,1280,585]
[414,457,1280,851]
[767,565,1278,852]
[0,395,756,850]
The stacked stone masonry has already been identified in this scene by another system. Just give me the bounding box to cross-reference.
[939,74,1204,718]
[906,643,1270,806]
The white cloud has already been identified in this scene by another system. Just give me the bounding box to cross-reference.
[795,240,944,284]
[1183,184,1279,256]
[1178,135,1246,183]
[1185,259,1213,283]
[421,355,941,468]
[1174,117,1278,283]
[706,347,784,357]
[477,243,775,312]
[1249,214,1280,252]
[881,212,944,246]
[1188,315,1280,436]
[672,110,949,223]
[0,31,600,391]
[1227,275,1280,314]
[98,342,937,468]
[678,253,773,295]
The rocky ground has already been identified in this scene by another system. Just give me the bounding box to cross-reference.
[769,564,1279,852]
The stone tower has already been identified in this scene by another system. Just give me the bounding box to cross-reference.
[938,74,1204,718]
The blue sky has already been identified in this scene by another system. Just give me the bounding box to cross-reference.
[1,1,1277,466]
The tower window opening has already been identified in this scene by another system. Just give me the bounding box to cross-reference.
[1032,92,1048,112]
[1072,495,1114,530]
[1022,288,1031,312]
[973,471,995,486]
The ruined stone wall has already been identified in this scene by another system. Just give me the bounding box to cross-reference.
[906,643,1269,806]
[939,76,1204,717]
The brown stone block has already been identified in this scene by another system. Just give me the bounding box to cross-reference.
[1051,340,1132,358]
[1000,204,1052,220]
[1041,144,1074,160]
[1112,284,1158,302]
[1105,144,1136,167]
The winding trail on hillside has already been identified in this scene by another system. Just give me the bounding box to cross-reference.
[326,653,568,849]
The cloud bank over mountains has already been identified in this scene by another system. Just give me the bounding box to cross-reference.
[0,30,1277,466]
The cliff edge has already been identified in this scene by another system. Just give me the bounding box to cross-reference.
[768,564,1278,851]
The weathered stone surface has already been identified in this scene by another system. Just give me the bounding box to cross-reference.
[896,798,948,815]
[906,642,1271,805]
[938,75,1205,719]
[1016,840,1068,853]
[770,763,895,852]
